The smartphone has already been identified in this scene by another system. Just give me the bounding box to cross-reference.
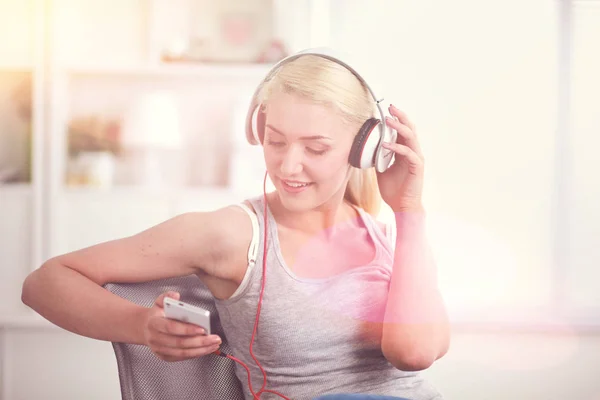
[163,297,211,335]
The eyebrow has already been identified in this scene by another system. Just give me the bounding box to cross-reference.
[265,124,333,141]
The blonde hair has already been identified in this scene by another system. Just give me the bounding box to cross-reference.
[256,55,382,216]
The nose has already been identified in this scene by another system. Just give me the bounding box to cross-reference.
[280,145,303,176]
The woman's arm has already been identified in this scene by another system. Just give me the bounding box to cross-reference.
[381,207,450,371]
[21,208,237,345]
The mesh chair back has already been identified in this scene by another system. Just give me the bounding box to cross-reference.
[104,275,244,400]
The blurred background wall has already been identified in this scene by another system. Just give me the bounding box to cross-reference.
[0,0,599,399]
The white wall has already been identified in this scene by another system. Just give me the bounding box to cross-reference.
[330,0,562,320]
[2,1,600,399]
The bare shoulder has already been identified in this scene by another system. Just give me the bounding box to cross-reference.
[196,202,257,280]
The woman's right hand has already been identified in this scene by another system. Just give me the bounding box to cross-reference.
[143,291,222,362]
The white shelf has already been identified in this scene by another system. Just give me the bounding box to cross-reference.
[0,64,33,71]
[0,183,33,194]
[62,62,274,79]
[61,185,234,198]
[0,315,55,329]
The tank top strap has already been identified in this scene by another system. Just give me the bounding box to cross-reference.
[233,202,259,267]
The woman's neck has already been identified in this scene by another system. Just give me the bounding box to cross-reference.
[266,192,361,238]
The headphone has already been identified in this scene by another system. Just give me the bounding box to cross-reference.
[244,47,398,173]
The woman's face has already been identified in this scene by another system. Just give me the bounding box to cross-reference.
[262,91,356,212]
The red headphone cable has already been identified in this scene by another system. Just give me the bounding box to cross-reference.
[214,171,290,400]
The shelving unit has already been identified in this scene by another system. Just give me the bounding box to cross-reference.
[1,0,328,313]
[0,1,332,398]
[40,0,313,260]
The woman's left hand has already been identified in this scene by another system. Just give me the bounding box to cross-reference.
[376,104,425,213]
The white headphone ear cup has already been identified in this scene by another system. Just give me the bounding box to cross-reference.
[245,104,262,145]
[349,118,380,169]
[359,125,383,169]
[374,123,397,172]
[251,106,261,144]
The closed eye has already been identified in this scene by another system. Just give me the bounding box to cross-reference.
[266,140,285,147]
[307,148,328,156]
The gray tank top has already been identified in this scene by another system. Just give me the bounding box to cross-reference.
[214,195,442,400]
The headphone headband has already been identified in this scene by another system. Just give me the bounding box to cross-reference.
[245,47,388,145]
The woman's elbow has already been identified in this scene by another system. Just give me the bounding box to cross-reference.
[22,260,54,307]
[21,275,32,306]
[383,347,437,371]
[21,266,42,307]
[381,333,449,371]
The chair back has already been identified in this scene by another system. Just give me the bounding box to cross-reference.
[104,275,244,400]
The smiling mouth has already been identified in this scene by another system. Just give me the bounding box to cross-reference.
[282,180,314,188]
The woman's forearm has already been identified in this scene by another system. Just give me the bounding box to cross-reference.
[22,258,148,345]
[381,209,450,371]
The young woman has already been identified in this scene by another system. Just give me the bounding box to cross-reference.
[22,50,449,400]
